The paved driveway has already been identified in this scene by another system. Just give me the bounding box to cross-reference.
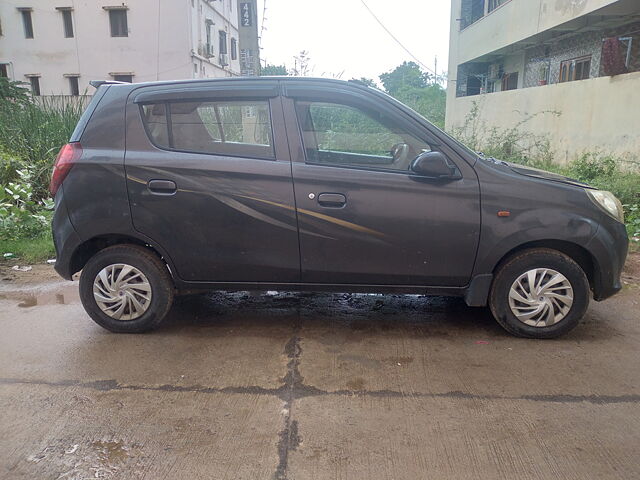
[1,265,639,479]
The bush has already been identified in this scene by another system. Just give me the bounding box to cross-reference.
[0,79,83,202]
[0,164,52,241]
[450,104,640,239]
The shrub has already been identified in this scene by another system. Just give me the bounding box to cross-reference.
[0,80,83,202]
[449,105,640,238]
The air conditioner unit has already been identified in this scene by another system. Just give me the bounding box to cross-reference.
[219,53,229,66]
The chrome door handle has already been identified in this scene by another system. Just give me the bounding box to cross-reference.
[147,179,177,195]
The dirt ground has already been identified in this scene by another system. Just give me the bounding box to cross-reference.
[0,254,639,480]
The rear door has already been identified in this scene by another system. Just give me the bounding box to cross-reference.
[124,82,300,283]
[282,83,481,287]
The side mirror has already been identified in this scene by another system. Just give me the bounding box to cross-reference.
[410,151,461,179]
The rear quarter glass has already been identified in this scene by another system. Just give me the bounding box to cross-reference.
[70,85,110,142]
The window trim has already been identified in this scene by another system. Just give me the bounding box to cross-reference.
[138,98,277,161]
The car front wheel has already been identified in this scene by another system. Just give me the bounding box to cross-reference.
[79,245,174,333]
[489,248,590,339]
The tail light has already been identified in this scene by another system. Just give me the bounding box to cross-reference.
[50,142,82,197]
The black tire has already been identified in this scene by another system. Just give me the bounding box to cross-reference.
[79,244,174,333]
[489,248,590,339]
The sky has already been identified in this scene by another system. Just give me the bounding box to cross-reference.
[256,0,451,85]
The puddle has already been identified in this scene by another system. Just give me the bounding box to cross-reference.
[6,285,80,308]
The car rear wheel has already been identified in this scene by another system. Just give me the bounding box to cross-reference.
[489,248,590,338]
[79,245,174,333]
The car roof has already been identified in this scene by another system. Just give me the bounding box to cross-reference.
[95,76,371,89]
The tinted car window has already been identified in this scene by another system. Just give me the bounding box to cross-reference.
[296,101,430,171]
[141,100,274,159]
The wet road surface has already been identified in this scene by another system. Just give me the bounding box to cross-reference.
[1,276,639,479]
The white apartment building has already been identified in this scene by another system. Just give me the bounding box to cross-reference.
[446,0,640,161]
[0,0,250,96]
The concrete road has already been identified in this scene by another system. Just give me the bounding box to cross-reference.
[1,267,639,480]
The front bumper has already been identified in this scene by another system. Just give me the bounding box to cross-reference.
[586,217,629,301]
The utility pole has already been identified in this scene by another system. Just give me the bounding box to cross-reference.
[237,0,260,76]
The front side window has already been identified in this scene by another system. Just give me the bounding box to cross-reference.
[109,9,128,37]
[141,99,274,159]
[295,101,430,172]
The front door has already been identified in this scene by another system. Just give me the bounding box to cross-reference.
[282,86,480,287]
[124,83,300,283]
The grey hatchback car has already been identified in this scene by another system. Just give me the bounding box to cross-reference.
[51,77,628,338]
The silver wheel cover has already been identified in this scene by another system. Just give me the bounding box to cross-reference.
[93,263,152,321]
[508,268,574,327]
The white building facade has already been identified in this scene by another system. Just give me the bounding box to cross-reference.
[0,0,246,96]
[446,0,640,161]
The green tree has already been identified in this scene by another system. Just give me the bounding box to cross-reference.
[352,77,377,87]
[260,64,288,76]
[379,61,431,96]
[379,62,445,128]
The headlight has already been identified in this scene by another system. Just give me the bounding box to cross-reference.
[586,190,624,223]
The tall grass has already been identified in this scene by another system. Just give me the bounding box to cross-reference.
[0,94,84,201]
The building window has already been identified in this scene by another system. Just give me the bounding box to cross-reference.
[112,74,133,83]
[460,0,485,30]
[559,56,591,83]
[488,0,508,12]
[231,37,237,60]
[0,64,8,78]
[19,8,34,39]
[219,30,227,55]
[205,20,213,56]
[59,8,74,38]
[501,72,518,91]
[27,76,40,96]
[67,76,79,96]
[108,9,128,37]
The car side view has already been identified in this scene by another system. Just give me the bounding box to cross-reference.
[51,77,628,338]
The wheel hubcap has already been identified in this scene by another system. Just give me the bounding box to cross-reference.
[93,264,152,321]
[508,268,573,327]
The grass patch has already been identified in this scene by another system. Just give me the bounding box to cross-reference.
[0,234,55,264]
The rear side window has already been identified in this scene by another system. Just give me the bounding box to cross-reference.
[141,99,274,159]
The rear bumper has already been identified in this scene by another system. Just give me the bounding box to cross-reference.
[52,187,82,280]
[586,218,629,301]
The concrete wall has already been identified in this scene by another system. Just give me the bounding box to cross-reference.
[454,0,618,65]
[445,71,640,162]
[0,0,240,95]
